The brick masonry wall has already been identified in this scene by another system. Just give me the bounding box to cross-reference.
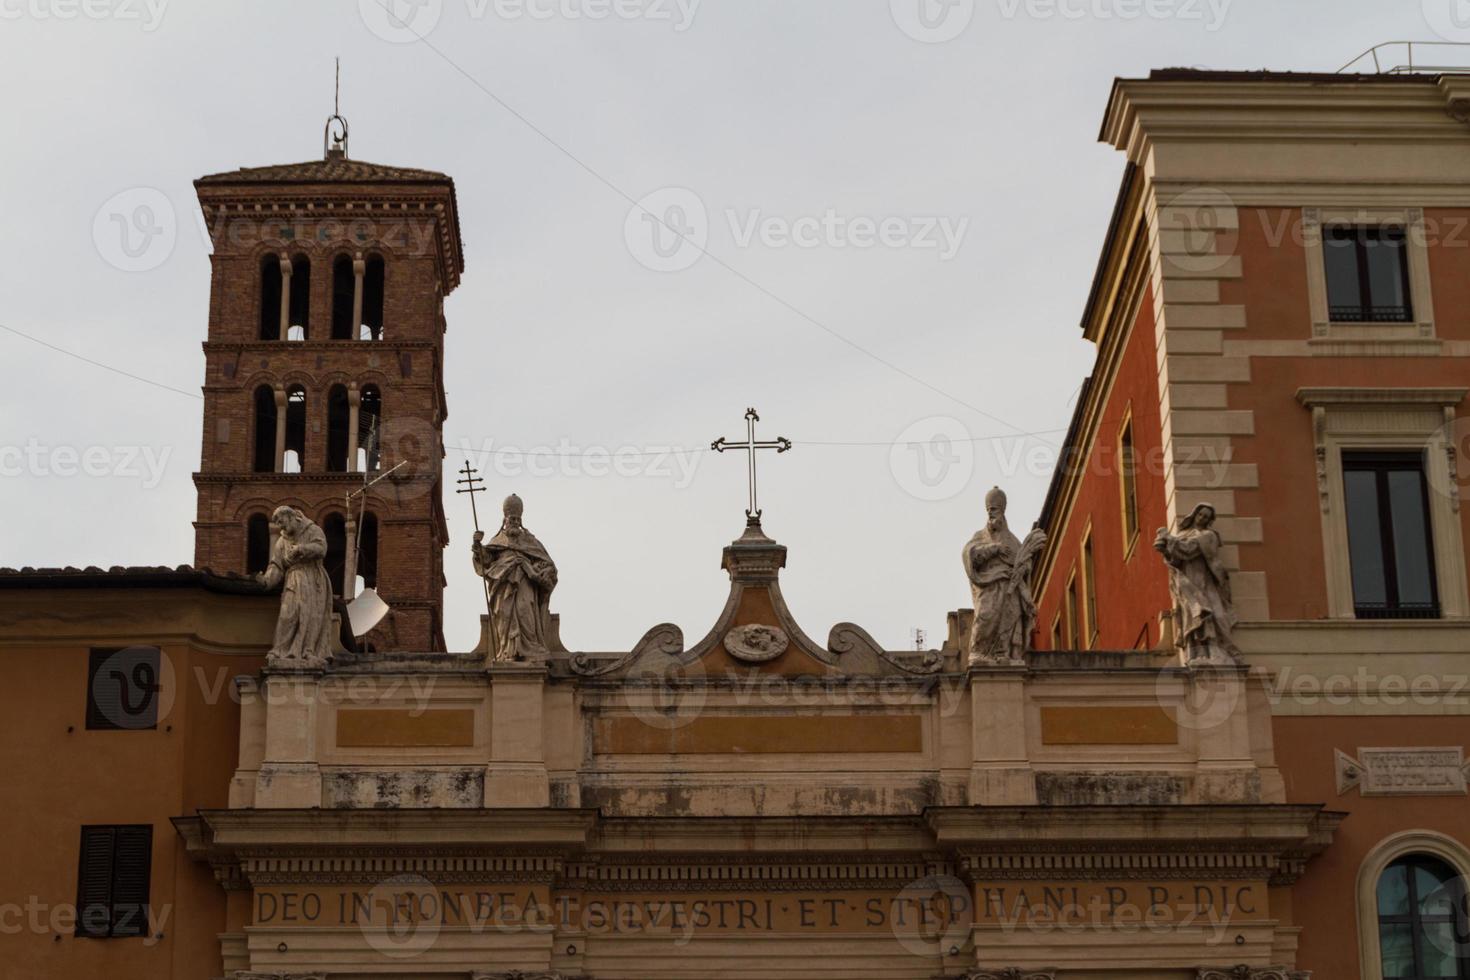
[191,181,459,651]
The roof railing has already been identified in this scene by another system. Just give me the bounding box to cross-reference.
[1338,40,1470,74]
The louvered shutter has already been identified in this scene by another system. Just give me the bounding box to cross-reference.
[75,827,115,937]
[109,826,152,938]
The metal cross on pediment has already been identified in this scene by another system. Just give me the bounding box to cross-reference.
[712,408,792,526]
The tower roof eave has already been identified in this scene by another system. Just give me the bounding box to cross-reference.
[194,157,466,290]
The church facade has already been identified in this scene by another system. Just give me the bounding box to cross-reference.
[1,67,1468,980]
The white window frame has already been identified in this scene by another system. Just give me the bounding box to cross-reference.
[1297,387,1469,620]
[1301,207,1436,349]
[1356,830,1470,980]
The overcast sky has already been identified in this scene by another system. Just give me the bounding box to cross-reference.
[0,0,1455,652]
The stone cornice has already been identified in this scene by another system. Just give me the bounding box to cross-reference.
[203,340,439,353]
[1102,76,1461,160]
[193,807,599,849]
[1296,385,1468,408]
[926,804,1335,848]
[194,191,463,293]
[192,472,439,485]
[591,815,935,854]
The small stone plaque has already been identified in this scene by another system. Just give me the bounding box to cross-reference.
[1336,747,1468,797]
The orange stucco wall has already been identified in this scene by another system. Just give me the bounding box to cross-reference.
[1275,714,1470,980]
[1037,283,1172,650]
[0,633,260,980]
[1222,207,1470,618]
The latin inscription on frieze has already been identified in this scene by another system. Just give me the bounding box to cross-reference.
[250,879,1270,937]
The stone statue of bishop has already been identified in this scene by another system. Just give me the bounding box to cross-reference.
[473,494,559,662]
[964,486,1047,666]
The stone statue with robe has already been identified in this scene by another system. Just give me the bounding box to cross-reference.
[256,505,335,668]
[1154,502,1241,665]
[964,486,1047,666]
[473,494,558,662]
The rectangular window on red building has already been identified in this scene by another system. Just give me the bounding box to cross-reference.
[1323,225,1413,323]
[1343,451,1439,619]
[1119,417,1139,553]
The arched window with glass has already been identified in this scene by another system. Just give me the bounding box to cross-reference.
[1377,853,1469,979]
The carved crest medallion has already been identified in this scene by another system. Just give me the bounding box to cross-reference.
[723,624,789,663]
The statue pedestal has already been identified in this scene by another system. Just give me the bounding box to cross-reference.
[483,664,550,808]
[253,671,323,808]
[968,668,1037,805]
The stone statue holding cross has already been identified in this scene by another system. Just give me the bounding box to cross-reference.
[472,494,559,663]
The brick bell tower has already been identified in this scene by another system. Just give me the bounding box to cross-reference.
[191,116,463,652]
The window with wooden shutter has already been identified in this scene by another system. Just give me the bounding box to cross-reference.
[85,647,160,731]
[75,825,152,938]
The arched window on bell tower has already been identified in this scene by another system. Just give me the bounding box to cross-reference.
[287,254,310,341]
[259,256,282,341]
[283,385,307,473]
[246,513,272,574]
[326,384,351,471]
[358,512,379,593]
[358,385,382,471]
[330,254,354,340]
[322,512,347,596]
[361,254,385,340]
[252,385,277,472]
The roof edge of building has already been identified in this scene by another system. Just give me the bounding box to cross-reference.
[0,564,270,595]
